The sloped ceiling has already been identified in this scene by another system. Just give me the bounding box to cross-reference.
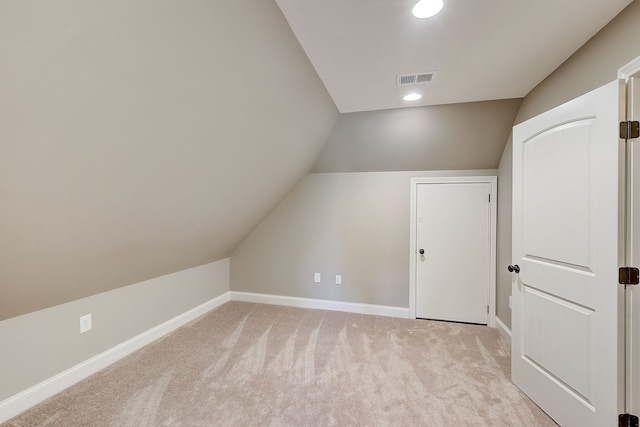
[312,98,521,173]
[279,0,630,174]
[0,0,338,320]
[276,0,633,113]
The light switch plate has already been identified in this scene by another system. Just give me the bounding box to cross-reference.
[314,273,321,283]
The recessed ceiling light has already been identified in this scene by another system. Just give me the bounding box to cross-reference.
[403,93,422,101]
[412,0,444,18]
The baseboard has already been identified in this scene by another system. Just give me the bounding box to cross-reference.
[230,291,410,318]
[494,316,512,347]
[0,292,230,424]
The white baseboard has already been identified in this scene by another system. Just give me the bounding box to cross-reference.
[230,291,410,318]
[494,316,512,347]
[2,291,411,422]
[0,292,230,424]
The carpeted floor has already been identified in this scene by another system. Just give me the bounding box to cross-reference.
[4,302,556,426]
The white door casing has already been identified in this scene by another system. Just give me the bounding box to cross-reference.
[626,76,640,418]
[409,176,497,326]
[511,80,625,426]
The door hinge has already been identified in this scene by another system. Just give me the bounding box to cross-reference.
[619,267,640,285]
[488,194,491,203]
[620,121,640,139]
[619,413,639,427]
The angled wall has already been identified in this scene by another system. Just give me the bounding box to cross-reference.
[0,0,338,321]
[312,99,521,173]
[232,97,519,315]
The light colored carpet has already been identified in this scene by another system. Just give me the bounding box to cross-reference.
[5,302,556,426]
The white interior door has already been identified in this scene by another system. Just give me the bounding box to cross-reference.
[415,181,491,324]
[512,80,624,426]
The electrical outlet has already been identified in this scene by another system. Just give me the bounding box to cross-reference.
[509,296,512,309]
[314,273,321,283]
[80,314,92,333]
[335,275,342,285]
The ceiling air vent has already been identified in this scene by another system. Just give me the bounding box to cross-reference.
[397,71,436,86]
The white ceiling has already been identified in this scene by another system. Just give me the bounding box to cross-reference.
[276,0,633,113]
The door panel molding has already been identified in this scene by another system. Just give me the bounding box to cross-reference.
[512,80,624,426]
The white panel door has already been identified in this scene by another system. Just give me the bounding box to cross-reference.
[415,181,491,324]
[512,80,624,426]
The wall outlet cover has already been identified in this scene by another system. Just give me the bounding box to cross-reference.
[335,275,342,285]
[314,273,321,283]
[80,314,92,333]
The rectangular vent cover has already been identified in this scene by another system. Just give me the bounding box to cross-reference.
[397,72,436,86]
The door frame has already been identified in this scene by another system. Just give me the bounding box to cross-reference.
[409,176,497,326]
[619,56,640,418]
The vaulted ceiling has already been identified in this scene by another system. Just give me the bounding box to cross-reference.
[284,0,633,173]
[276,0,633,112]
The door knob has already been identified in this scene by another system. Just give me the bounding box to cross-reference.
[507,264,520,274]
[419,249,425,255]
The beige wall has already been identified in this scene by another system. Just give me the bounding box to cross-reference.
[496,136,513,330]
[231,170,497,308]
[516,0,640,123]
[0,259,229,403]
[0,0,338,320]
[312,99,521,173]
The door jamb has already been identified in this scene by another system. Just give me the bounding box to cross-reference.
[409,176,497,327]
[619,56,640,418]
